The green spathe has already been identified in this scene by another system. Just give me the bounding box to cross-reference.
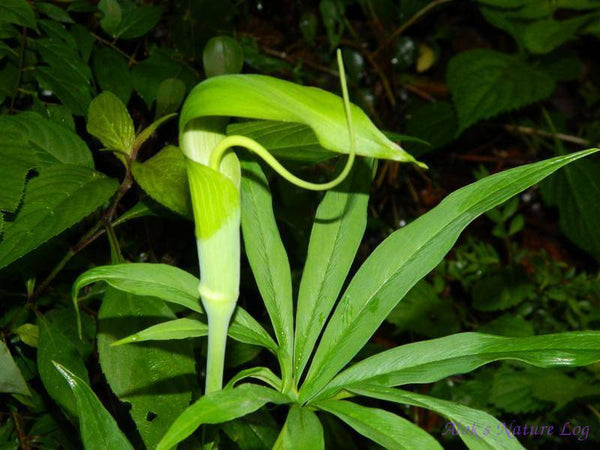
[179,74,422,166]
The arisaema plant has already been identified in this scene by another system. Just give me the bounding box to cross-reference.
[68,51,600,449]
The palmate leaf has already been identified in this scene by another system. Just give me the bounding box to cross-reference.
[156,384,291,450]
[447,49,555,131]
[72,263,277,351]
[299,149,599,403]
[53,363,133,450]
[179,74,422,165]
[352,385,526,450]
[315,398,442,450]
[294,159,372,380]
[315,331,600,400]
[0,165,118,270]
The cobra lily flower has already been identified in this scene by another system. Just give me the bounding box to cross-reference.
[180,51,424,393]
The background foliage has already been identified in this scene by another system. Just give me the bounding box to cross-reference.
[1,0,600,448]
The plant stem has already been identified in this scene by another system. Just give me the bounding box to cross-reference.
[203,299,236,394]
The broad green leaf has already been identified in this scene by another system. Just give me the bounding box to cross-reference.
[156,384,291,450]
[98,0,121,35]
[222,411,279,450]
[53,363,133,450]
[156,78,186,117]
[0,165,118,269]
[0,0,36,29]
[299,149,598,402]
[92,47,133,104]
[38,309,95,417]
[87,91,135,155]
[273,406,324,450]
[523,15,593,54]
[316,399,442,450]
[227,121,336,162]
[180,75,422,165]
[73,263,277,351]
[132,51,196,107]
[0,112,93,167]
[13,323,39,347]
[37,2,74,23]
[294,159,372,380]
[32,100,76,130]
[0,143,37,213]
[540,157,600,260]
[35,38,94,115]
[203,36,244,78]
[241,159,294,377]
[478,314,534,337]
[97,287,196,448]
[112,5,163,40]
[131,145,192,217]
[0,341,30,396]
[352,385,525,450]
[318,332,600,400]
[112,318,208,345]
[447,49,555,131]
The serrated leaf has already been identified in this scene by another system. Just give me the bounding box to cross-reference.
[92,47,133,104]
[53,363,134,450]
[97,287,196,448]
[0,143,37,213]
[0,112,93,167]
[157,384,290,450]
[0,165,118,269]
[447,49,555,131]
[131,145,192,217]
[490,367,548,413]
[87,91,135,155]
[0,0,36,30]
[523,15,594,54]
[0,341,30,396]
[36,65,93,116]
[478,314,534,337]
[540,157,600,260]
